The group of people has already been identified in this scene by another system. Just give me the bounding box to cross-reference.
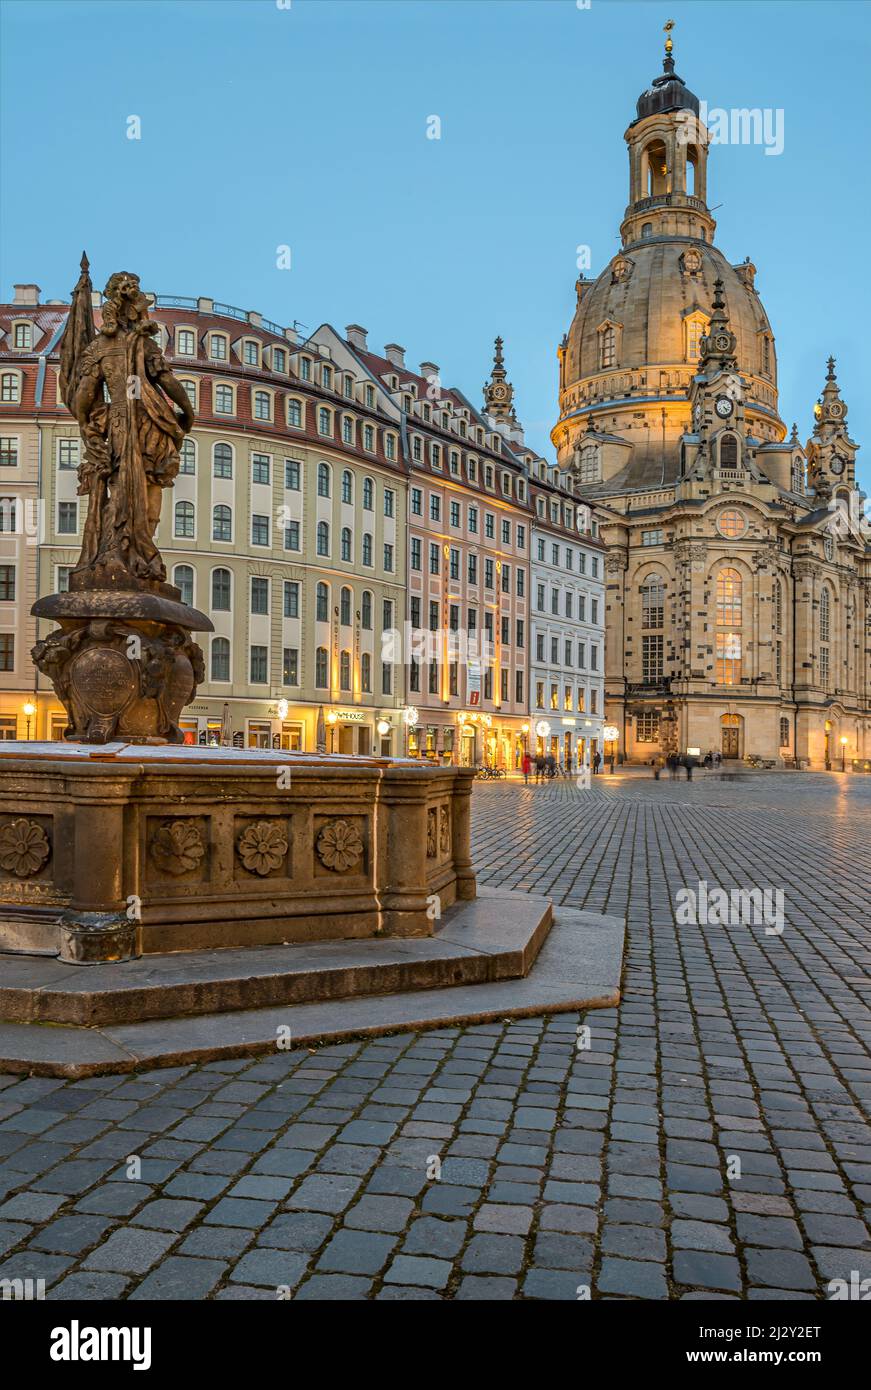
[655,749,722,781]
[521,751,602,783]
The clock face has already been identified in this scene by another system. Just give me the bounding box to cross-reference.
[492,384,507,400]
[828,402,844,418]
[715,396,733,419]
[831,457,845,475]
[714,334,732,352]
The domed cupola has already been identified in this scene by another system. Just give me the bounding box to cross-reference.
[633,21,700,125]
[551,23,786,497]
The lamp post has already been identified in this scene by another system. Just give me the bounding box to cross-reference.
[840,735,848,773]
[402,705,418,758]
[22,700,36,741]
[603,724,619,775]
[376,717,390,755]
[326,709,338,753]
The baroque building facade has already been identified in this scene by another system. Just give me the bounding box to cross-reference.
[0,292,606,768]
[551,39,870,768]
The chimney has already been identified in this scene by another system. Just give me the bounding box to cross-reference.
[419,360,439,381]
[12,284,40,306]
[384,343,405,369]
[346,324,368,352]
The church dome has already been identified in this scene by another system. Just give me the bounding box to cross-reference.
[553,36,786,493]
[564,240,776,402]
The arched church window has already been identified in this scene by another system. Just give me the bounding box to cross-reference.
[719,434,738,469]
[641,575,665,629]
[715,568,742,686]
[641,223,653,239]
[773,578,783,636]
[600,326,616,370]
[820,587,831,644]
[792,458,804,494]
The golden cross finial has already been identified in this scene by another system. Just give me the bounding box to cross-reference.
[664,19,675,54]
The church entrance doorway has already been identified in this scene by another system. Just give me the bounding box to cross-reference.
[721,713,742,759]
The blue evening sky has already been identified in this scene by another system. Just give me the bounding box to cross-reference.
[1,0,868,490]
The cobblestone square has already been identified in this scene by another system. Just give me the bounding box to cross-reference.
[0,772,868,1301]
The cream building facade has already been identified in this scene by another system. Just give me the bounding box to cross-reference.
[551,39,870,769]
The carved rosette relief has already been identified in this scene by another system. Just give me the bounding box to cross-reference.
[316,819,363,874]
[0,818,51,878]
[237,820,289,877]
[150,819,206,876]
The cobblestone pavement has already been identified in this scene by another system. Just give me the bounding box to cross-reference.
[1,773,869,1301]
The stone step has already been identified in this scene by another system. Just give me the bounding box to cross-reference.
[0,900,625,1078]
[0,888,552,1028]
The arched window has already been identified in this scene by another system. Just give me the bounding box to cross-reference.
[341,527,352,562]
[318,407,331,436]
[1,373,20,403]
[316,582,329,622]
[715,568,742,685]
[287,398,303,428]
[641,222,653,238]
[315,646,328,688]
[211,637,230,681]
[361,652,371,692]
[820,586,831,643]
[174,500,195,538]
[179,438,196,474]
[317,463,330,497]
[173,564,194,606]
[363,478,374,511]
[362,533,373,566]
[340,586,352,625]
[792,458,804,494]
[578,444,599,483]
[361,591,372,630]
[316,521,329,556]
[773,578,783,635]
[214,384,233,415]
[599,326,616,370]
[213,442,233,478]
[211,568,231,610]
[641,575,665,629]
[340,650,351,690]
[342,469,353,503]
[719,434,738,469]
[212,504,232,542]
[644,138,668,196]
[253,390,271,421]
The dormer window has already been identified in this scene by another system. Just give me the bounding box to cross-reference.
[344,374,354,398]
[719,433,739,469]
[600,325,616,369]
[684,311,709,363]
[176,329,196,356]
[272,347,286,374]
[209,333,228,361]
[12,323,32,350]
[243,339,260,367]
[322,364,332,389]
[299,356,311,381]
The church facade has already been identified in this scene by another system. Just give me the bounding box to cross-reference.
[551,37,870,769]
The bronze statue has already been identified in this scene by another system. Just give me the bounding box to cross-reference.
[32,256,212,743]
[60,257,195,590]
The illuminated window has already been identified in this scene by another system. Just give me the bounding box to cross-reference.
[715,567,743,684]
[717,507,745,537]
[641,575,665,629]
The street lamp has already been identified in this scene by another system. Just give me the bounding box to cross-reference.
[22,700,36,741]
[840,735,848,773]
[326,709,338,753]
[603,724,619,775]
[402,705,419,757]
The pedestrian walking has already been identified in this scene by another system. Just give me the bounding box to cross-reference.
[593,751,602,776]
[522,752,531,785]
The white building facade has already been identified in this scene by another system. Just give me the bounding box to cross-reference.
[529,468,606,768]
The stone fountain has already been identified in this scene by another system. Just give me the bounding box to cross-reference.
[0,258,624,1077]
